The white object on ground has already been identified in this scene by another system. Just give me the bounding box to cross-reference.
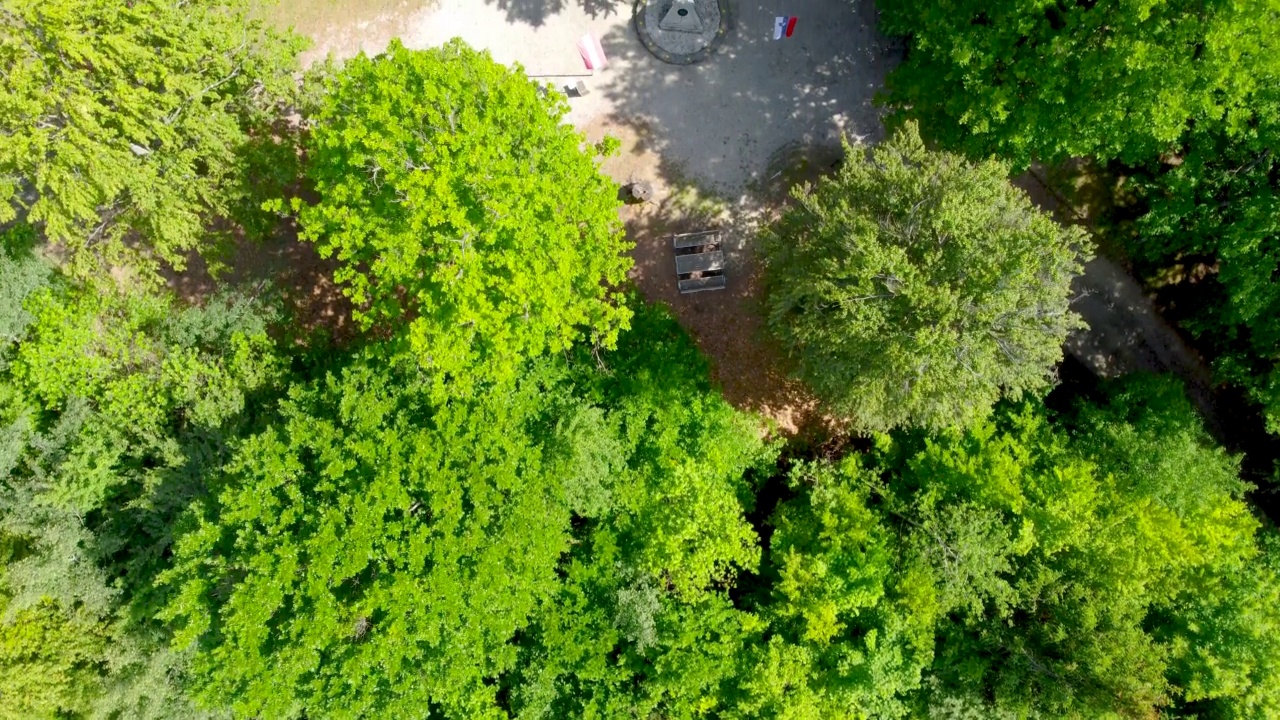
[577,33,607,70]
[774,16,797,39]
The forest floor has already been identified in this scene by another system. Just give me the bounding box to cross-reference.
[244,0,1217,438]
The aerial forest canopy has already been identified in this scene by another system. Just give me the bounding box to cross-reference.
[879,0,1280,436]
[1,0,1278,719]
[0,0,305,279]
[761,123,1088,431]
[880,0,1280,167]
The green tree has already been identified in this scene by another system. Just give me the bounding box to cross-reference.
[293,39,632,392]
[893,377,1264,717]
[760,123,1088,431]
[0,599,107,720]
[505,302,778,719]
[879,0,1280,166]
[1130,92,1280,433]
[1158,526,1280,718]
[726,459,939,719]
[0,0,304,277]
[161,361,572,719]
[162,302,780,720]
[0,232,284,718]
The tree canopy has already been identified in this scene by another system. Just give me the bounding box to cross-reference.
[294,40,632,390]
[3,4,1280,719]
[893,377,1266,717]
[0,228,283,719]
[159,302,779,719]
[879,0,1280,166]
[0,0,304,277]
[761,123,1089,431]
[1128,85,1280,434]
[162,361,576,718]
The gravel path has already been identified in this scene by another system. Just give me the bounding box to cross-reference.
[397,0,894,196]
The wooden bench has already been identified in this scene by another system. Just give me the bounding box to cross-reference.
[675,250,724,275]
[672,229,721,250]
[671,229,727,295]
[678,275,728,293]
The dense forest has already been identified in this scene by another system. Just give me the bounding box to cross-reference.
[2,0,1279,718]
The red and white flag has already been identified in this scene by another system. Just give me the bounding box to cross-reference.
[773,16,797,40]
[578,33,607,70]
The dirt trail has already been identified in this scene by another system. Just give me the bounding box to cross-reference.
[1014,171,1220,431]
[585,118,844,437]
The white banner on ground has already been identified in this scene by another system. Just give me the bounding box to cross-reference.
[578,33,607,70]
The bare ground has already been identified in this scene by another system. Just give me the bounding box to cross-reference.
[1014,168,1221,432]
[583,117,841,437]
[165,225,355,346]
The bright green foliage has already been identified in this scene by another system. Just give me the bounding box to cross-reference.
[879,0,1280,166]
[728,460,938,719]
[163,301,779,720]
[0,249,284,718]
[563,303,776,594]
[0,0,304,277]
[510,527,761,719]
[163,361,575,718]
[0,600,107,720]
[295,39,632,391]
[896,377,1262,717]
[1157,528,1280,718]
[761,123,1088,431]
[505,302,778,719]
[1073,378,1280,716]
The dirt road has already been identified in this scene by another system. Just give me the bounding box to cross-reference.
[1015,171,1220,431]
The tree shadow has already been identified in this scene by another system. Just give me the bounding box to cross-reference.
[483,0,626,27]
[162,117,357,349]
[594,0,895,195]
[163,218,356,350]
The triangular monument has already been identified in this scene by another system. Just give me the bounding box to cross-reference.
[659,1,704,33]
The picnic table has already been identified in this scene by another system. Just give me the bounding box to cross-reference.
[672,230,727,294]
[675,250,724,275]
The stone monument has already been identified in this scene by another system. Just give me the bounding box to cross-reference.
[637,0,724,63]
[659,1,703,33]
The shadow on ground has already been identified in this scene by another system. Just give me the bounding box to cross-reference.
[483,0,626,26]
[165,220,355,347]
[604,123,826,435]
[596,0,892,195]
[1015,168,1222,437]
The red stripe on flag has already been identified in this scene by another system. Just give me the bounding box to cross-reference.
[786,17,797,37]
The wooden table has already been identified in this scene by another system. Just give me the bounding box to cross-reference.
[675,250,724,275]
[672,229,722,249]
[671,229,728,294]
